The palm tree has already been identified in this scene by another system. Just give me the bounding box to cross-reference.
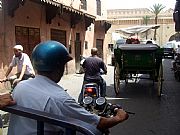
[142,15,151,25]
[150,3,165,41]
[142,15,151,39]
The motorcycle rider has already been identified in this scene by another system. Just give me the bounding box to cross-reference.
[6,40,128,135]
[78,47,107,105]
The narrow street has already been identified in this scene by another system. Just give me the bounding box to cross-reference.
[108,59,180,135]
[60,58,180,135]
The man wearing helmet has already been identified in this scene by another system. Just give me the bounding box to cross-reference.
[78,47,107,105]
[6,40,128,135]
[2,45,35,86]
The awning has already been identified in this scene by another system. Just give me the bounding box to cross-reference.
[63,5,96,20]
[41,0,95,26]
[95,20,111,33]
[40,0,61,6]
[115,25,160,35]
[41,0,96,20]
[63,5,83,15]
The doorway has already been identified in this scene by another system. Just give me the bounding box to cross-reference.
[96,39,103,59]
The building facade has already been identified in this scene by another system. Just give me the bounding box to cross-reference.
[0,0,111,77]
[106,8,175,46]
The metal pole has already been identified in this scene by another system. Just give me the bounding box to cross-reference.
[37,121,44,135]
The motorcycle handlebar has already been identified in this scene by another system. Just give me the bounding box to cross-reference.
[99,103,135,117]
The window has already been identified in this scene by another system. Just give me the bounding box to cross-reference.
[88,26,91,31]
[80,0,87,10]
[15,26,40,56]
[96,0,101,16]
[85,41,88,49]
[51,29,66,47]
[76,33,80,41]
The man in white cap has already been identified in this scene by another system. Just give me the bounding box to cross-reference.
[3,45,35,87]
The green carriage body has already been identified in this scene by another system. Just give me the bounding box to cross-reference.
[114,44,163,80]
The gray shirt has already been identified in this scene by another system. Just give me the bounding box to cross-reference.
[83,56,107,79]
[8,75,100,135]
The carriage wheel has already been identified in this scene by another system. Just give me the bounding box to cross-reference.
[157,64,163,97]
[114,62,120,95]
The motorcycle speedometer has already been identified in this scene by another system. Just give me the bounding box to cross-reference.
[83,96,93,105]
[96,97,106,106]
[95,97,106,111]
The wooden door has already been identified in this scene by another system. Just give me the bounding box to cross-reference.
[96,39,104,59]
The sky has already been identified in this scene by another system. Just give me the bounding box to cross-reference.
[106,0,176,10]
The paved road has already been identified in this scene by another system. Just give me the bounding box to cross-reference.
[1,59,180,135]
[47,59,180,135]
[58,65,117,101]
[108,59,180,135]
[60,59,180,135]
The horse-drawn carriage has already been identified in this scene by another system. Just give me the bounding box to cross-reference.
[113,43,164,97]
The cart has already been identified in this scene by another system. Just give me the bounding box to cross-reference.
[114,43,164,97]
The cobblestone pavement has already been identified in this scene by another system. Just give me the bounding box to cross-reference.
[58,73,84,101]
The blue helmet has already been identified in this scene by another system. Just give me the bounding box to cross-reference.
[32,40,72,71]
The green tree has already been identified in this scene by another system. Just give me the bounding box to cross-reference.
[142,15,151,39]
[150,3,165,40]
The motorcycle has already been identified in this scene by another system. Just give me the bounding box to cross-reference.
[82,80,106,113]
[82,81,135,113]
[81,78,135,134]
[83,99,135,135]
[79,55,106,110]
